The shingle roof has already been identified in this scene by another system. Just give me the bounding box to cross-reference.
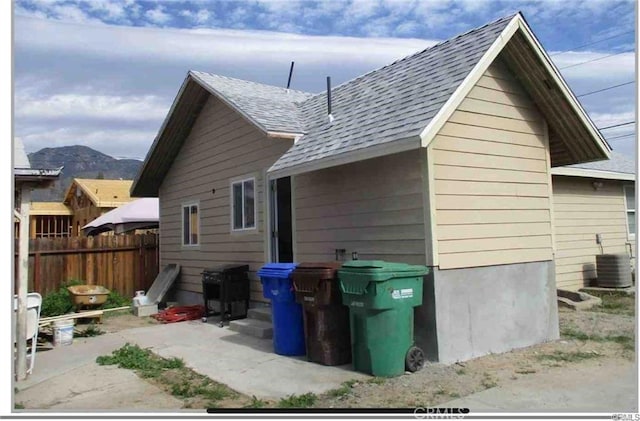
[190,71,313,134]
[14,138,31,169]
[188,15,514,175]
[270,14,514,173]
[566,151,636,174]
[133,11,612,196]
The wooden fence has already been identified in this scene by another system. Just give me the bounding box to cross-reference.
[14,234,159,298]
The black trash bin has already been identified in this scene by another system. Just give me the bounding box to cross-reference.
[201,264,250,327]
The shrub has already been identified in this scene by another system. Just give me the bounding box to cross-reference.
[40,279,83,317]
[100,289,131,309]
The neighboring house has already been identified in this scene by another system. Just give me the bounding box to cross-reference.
[14,137,61,380]
[132,13,615,364]
[551,152,636,291]
[63,178,134,236]
[28,202,73,239]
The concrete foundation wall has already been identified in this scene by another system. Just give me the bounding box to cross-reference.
[415,261,559,364]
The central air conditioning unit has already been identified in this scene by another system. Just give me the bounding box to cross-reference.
[595,254,632,288]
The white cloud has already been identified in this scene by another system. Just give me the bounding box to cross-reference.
[145,5,171,25]
[553,51,635,81]
[15,15,433,68]
[180,8,213,25]
[194,8,211,24]
[87,0,128,21]
[14,4,48,19]
[15,93,169,121]
[50,3,104,24]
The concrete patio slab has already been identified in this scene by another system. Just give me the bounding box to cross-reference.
[118,320,368,399]
[16,364,183,411]
[16,319,368,407]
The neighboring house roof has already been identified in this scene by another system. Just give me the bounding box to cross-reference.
[14,138,31,169]
[64,179,134,208]
[131,12,611,197]
[30,202,74,216]
[14,138,62,183]
[551,151,636,181]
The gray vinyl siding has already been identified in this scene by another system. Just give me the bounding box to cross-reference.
[159,95,292,302]
[552,175,635,290]
[294,150,427,265]
[429,58,554,269]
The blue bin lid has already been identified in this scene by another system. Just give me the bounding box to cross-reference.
[258,263,298,279]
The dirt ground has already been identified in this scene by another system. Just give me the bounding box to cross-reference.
[313,292,636,408]
[37,309,161,344]
[33,293,635,409]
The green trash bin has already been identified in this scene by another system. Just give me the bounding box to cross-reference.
[338,260,429,377]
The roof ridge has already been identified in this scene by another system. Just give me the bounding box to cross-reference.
[189,70,313,96]
[302,12,520,100]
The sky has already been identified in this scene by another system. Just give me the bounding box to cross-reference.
[11,0,638,163]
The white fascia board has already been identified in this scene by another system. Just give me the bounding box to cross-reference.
[551,167,636,181]
[514,18,612,158]
[266,131,303,140]
[267,136,421,179]
[419,15,520,147]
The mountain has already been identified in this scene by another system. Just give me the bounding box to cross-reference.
[27,145,143,202]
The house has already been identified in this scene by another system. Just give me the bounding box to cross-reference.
[132,13,616,364]
[551,152,636,291]
[14,137,61,379]
[63,178,134,235]
[27,202,73,238]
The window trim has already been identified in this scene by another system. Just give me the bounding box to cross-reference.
[623,184,635,240]
[181,201,200,247]
[230,176,257,233]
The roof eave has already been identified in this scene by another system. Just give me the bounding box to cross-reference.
[551,167,635,181]
[131,72,304,197]
[514,16,611,160]
[14,167,62,186]
[131,74,193,198]
[268,136,421,179]
[419,14,521,147]
[418,13,611,164]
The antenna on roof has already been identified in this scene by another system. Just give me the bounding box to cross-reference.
[286,61,295,90]
[327,76,334,124]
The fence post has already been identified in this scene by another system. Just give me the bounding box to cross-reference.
[33,252,41,293]
[138,235,145,293]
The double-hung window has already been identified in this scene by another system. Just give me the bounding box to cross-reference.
[231,177,256,231]
[182,202,199,246]
[624,185,635,239]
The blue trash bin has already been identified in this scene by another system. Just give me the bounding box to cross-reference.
[258,263,305,356]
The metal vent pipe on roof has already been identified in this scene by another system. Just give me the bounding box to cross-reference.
[286,61,295,90]
[327,76,334,124]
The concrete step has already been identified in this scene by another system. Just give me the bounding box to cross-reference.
[247,307,272,322]
[228,318,273,339]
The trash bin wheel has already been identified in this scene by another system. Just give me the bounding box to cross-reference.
[218,321,224,328]
[201,317,207,323]
[405,346,425,372]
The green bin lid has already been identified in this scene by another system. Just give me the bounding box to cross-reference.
[338,260,429,280]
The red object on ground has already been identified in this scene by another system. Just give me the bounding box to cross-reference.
[153,305,205,323]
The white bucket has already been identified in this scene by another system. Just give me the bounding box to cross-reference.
[53,320,74,346]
